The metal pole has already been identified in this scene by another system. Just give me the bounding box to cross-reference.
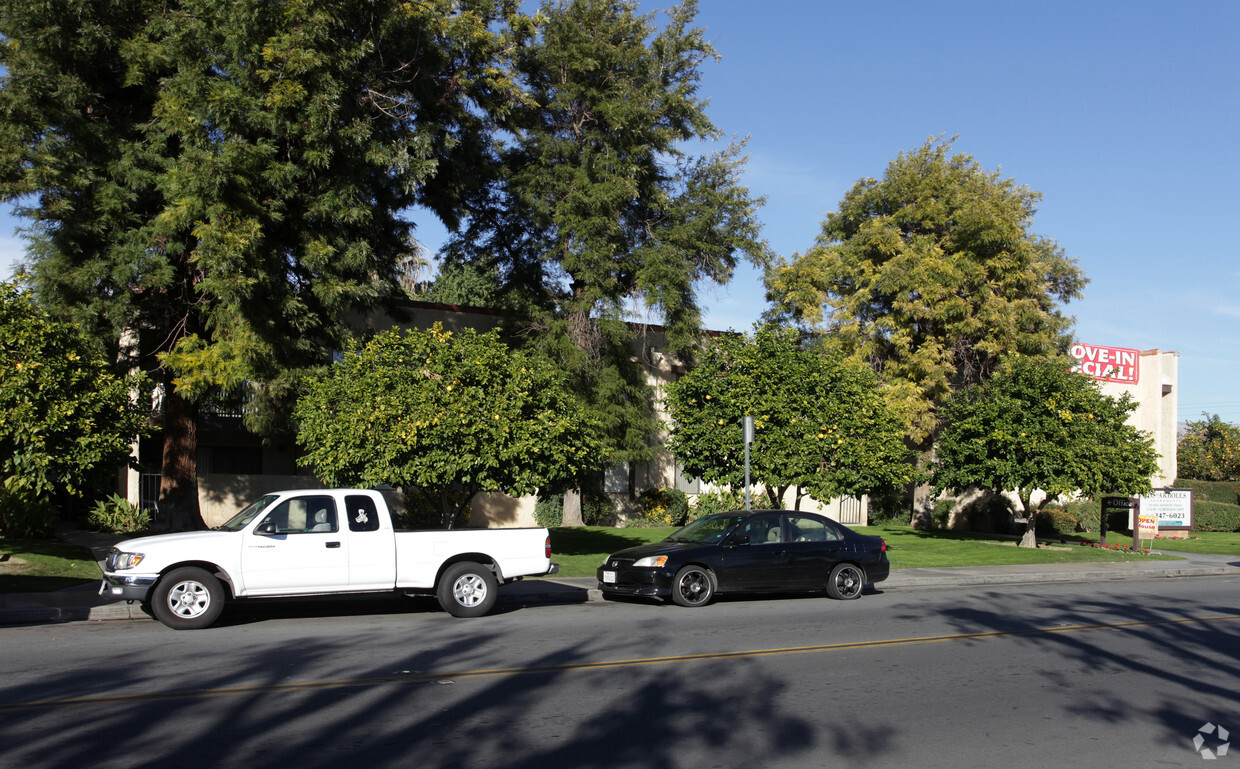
[743,416,754,510]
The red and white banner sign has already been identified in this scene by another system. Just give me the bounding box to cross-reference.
[1069,344,1140,384]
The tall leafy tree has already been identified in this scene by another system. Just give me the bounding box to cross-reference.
[0,283,149,535]
[766,138,1087,449]
[295,325,603,529]
[664,325,916,511]
[0,0,523,529]
[1177,413,1240,482]
[444,0,769,517]
[932,356,1159,548]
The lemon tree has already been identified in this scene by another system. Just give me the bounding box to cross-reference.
[933,355,1160,547]
[664,325,915,510]
[295,325,602,529]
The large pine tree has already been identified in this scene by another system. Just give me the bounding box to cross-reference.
[0,0,522,528]
[444,0,769,511]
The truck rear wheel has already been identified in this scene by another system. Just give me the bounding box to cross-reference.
[151,567,225,630]
[438,562,498,618]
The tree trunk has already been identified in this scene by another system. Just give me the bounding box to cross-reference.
[910,481,935,530]
[562,488,584,526]
[158,384,205,531]
[1017,494,1038,548]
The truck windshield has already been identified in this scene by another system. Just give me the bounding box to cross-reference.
[217,495,281,531]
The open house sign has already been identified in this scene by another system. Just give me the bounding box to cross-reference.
[1069,344,1140,384]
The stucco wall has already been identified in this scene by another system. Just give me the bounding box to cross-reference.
[1094,349,1179,486]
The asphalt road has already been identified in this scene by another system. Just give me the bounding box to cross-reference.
[2,576,1239,769]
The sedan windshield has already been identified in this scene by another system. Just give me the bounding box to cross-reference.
[217,495,280,531]
[666,514,747,544]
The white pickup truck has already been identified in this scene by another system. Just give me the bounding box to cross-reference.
[98,488,558,629]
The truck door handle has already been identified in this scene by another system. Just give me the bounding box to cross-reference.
[326,541,341,548]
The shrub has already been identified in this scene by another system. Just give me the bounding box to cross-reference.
[867,487,912,525]
[1194,500,1240,532]
[534,492,617,527]
[582,494,618,526]
[0,490,57,538]
[930,498,955,529]
[86,494,151,534]
[635,488,689,526]
[953,492,1017,534]
[691,488,746,518]
[534,492,564,528]
[1035,504,1081,537]
[396,488,470,529]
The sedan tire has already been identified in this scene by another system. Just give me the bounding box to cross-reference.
[826,562,865,600]
[671,565,715,607]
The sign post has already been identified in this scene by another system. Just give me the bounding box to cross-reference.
[1100,497,1136,547]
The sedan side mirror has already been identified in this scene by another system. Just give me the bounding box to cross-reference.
[726,535,750,547]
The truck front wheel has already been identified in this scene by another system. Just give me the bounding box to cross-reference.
[438,562,498,618]
[151,567,225,630]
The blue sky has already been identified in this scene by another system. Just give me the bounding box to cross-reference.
[2,0,1237,421]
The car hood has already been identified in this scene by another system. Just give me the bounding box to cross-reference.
[606,539,714,561]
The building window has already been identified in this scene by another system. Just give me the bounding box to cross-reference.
[674,461,700,494]
[603,463,630,494]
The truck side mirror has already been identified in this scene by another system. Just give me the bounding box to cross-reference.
[256,521,279,535]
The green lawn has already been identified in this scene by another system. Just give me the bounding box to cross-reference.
[0,539,100,593]
[1136,531,1240,556]
[545,523,1184,578]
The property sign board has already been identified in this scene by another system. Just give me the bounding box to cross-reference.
[1138,488,1193,530]
[1069,344,1140,384]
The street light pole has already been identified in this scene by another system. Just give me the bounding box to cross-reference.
[743,416,754,510]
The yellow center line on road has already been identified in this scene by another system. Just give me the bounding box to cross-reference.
[5,613,1239,713]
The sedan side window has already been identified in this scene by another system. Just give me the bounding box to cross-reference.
[736,516,785,545]
[787,515,840,542]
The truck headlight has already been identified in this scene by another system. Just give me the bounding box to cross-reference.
[107,550,145,570]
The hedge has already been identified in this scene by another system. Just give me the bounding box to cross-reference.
[1194,500,1240,532]
[1172,479,1240,506]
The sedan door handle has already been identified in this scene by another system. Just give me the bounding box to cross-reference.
[326,541,341,549]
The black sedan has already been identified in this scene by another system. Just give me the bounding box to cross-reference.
[597,510,889,606]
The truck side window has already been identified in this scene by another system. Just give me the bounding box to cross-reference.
[260,496,337,534]
[346,495,380,532]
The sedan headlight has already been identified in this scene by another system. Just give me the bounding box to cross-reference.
[107,549,145,571]
[633,555,668,568]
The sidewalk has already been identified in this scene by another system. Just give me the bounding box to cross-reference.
[3,533,1238,627]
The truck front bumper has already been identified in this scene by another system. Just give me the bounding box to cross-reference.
[98,574,157,602]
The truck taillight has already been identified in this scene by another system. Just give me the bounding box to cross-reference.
[545,535,552,559]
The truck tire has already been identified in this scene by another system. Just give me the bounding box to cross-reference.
[151,567,225,630]
[437,562,498,618]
